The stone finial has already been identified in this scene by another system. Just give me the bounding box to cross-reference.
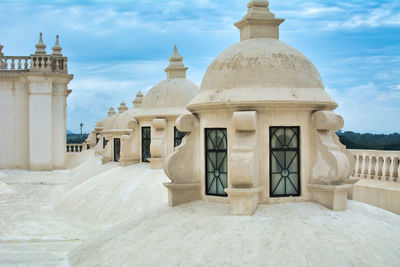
[35,32,47,54]
[118,101,128,113]
[132,90,144,108]
[0,44,4,57]
[52,35,63,56]
[164,45,188,79]
[108,106,116,117]
[234,0,284,41]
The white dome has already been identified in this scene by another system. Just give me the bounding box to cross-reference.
[188,1,337,111]
[188,38,336,110]
[141,78,198,109]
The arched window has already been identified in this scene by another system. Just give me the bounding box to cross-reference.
[205,128,228,197]
[270,127,300,197]
[141,127,151,162]
[174,127,186,147]
[96,133,100,144]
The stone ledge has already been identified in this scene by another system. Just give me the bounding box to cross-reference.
[225,187,262,215]
[308,184,352,211]
[163,182,201,207]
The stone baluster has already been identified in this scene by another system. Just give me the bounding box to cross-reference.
[24,58,29,70]
[361,155,369,178]
[10,58,15,70]
[17,58,22,70]
[389,157,399,182]
[382,157,391,181]
[376,156,383,178]
[368,156,376,179]
[357,155,363,177]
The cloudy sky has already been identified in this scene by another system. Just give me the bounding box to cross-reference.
[1,0,399,134]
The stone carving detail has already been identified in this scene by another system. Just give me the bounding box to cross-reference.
[164,114,200,206]
[101,135,112,163]
[309,111,354,210]
[225,111,261,215]
[120,121,140,166]
[150,118,167,169]
[311,111,353,185]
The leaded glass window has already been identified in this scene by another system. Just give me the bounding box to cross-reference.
[114,138,121,162]
[141,127,151,162]
[205,128,228,197]
[270,127,300,197]
[174,127,186,147]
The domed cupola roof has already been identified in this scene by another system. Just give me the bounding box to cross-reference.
[188,0,337,111]
[137,46,199,118]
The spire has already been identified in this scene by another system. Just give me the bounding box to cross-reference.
[132,90,144,108]
[108,106,116,117]
[118,101,128,113]
[234,0,284,41]
[52,35,63,56]
[164,45,188,79]
[35,32,47,54]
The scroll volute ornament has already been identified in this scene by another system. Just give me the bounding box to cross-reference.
[311,111,354,185]
[164,114,200,184]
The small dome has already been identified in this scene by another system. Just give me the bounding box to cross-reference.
[138,45,199,117]
[141,79,198,109]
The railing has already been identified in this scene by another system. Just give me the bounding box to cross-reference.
[67,144,83,153]
[0,55,68,73]
[1,56,30,70]
[349,149,400,182]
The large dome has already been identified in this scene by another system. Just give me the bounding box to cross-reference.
[188,0,337,111]
[141,78,198,108]
[202,38,324,91]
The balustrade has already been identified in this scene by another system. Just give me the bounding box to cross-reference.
[350,149,400,182]
[0,56,30,71]
[0,55,67,73]
[66,144,84,153]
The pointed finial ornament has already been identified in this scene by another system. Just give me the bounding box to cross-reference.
[0,44,4,57]
[235,0,284,41]
[35,32,47,54]
[132,90,144,108]
[108,106,116,117]
[118,101,128,113]
[165,45,188,79]
[52,35,63,56]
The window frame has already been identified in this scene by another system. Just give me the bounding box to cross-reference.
[141,126,151,163]
[205,128,228,197]
[269,126,301,198]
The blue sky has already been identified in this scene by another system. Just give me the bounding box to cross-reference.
[1,0,399,134]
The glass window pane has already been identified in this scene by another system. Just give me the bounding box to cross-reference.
[270,127,300,197]
[205,128,227,197]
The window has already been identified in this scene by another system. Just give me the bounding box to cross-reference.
[114,138,121,162]
[174,126,186,147]
[270,127,300,197]
[141,127,151,162]
[205,128,228,197]
[103,137,108,149]
[96,133,100,144]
